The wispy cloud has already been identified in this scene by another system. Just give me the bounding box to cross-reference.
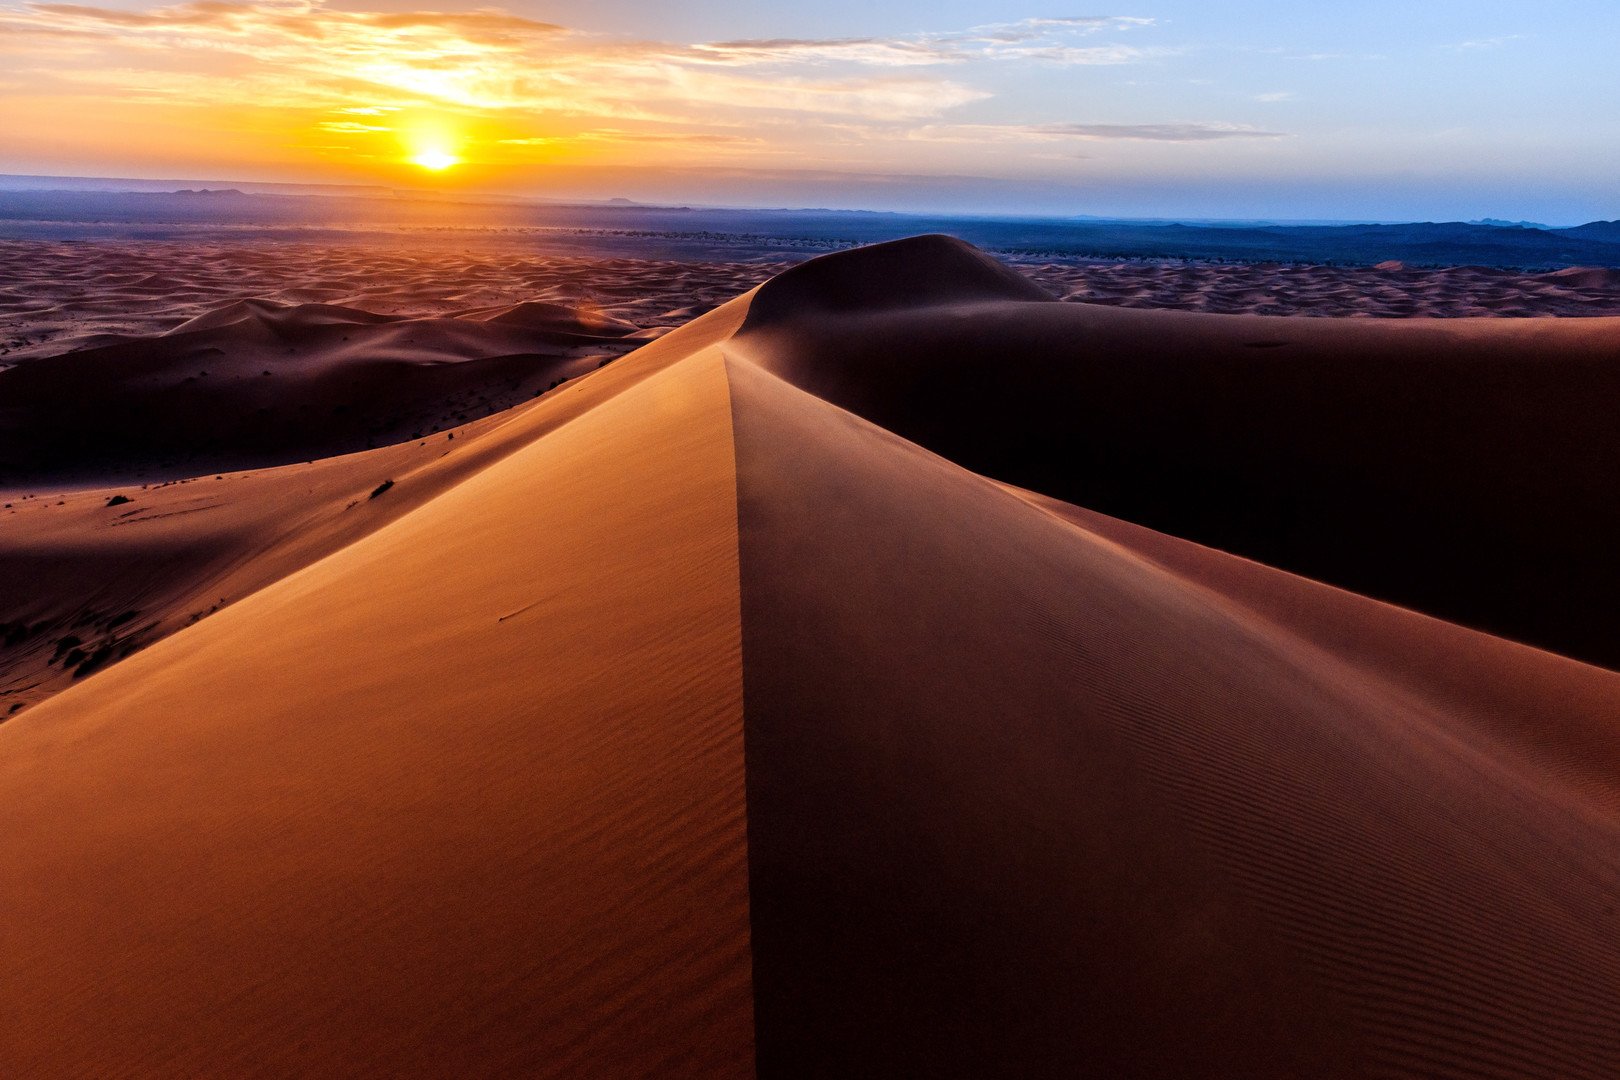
[689,37,965,68]
[996,43,1158,64]
[685,16,1162,69]
[1033,122,1285,142]
[503,130,759,147]
[909,121,1286,144]
[319,120,391,133]
[1443,34,1524,52]
[967,15,1156,43]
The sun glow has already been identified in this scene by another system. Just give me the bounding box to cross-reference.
[399,117,465,173]
[411,147,459,171]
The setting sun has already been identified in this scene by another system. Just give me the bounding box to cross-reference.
[401,117,463,173]
[411,147,459,171]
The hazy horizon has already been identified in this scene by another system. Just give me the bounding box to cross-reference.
[0,170,1607,229]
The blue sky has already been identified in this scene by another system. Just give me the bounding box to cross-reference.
[3,0,1617,220]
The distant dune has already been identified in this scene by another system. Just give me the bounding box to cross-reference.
[0,297,635,486]
[0,242,782,486]
[1027,258,1620,316]
[2,236,1618,1077]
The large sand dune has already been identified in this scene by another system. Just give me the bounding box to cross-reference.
[739,239,1620,668]
[3,236,1618,1077]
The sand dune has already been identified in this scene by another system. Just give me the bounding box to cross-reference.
[3,236,1618,1077]
[0,240,786,487]
[0,305,749,714]
[1,295,663,486]
[7,236,1619,485]
[737,237,1620,668]
[728,354,1620,1079]
[5,236,1619,373]
[1025,259,1620,316]
[0,239,788,363]
[2,340,755,1077]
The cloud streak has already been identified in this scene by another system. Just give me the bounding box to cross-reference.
[1443,34,1524,52]
[1037,122,1285,141]
[689,37,966,68]
[911,121,1286,144]
[687,15,1164,69]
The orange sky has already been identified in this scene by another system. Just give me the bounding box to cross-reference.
[0,0,1023,189]
[0,2,1294,199]
[1,0,1614,218]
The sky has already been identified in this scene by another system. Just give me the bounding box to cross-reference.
[1,0,1617,220]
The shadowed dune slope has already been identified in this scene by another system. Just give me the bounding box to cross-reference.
[728,354,1620,1079]
[735,235,1620,668]
[2,236,1619,1078]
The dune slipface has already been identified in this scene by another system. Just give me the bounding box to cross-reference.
[2,237,1619,1078]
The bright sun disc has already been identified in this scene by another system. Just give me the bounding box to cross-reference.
[412,148,458,171]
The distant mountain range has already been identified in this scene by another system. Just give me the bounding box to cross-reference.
[1468,218,1550,229]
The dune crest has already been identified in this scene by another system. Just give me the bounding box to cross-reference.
[738,233,1050,324]
[3,237,1619,1077]
[163,297,398,334]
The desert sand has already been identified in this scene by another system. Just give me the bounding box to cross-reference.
[0,239,784,363]
[2,236,1619,1077]
[1024,257,1620,316]
[6,238,1617,486]
[6,237,1619,367]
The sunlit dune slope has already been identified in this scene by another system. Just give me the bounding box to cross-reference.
[0,303,751,716]
[2,236,1619,1078]
[2,331,755,1078]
